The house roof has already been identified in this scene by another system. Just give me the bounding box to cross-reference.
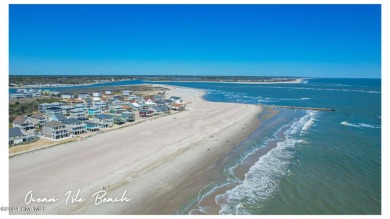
[52,113,67,121]
[44,121,64,127]
[170,96,181,100]
[84,121,99,127]
[9,127,24,137]
[12,116,28,125]
[31,112,45,119]
[95,114,114,119]
[70,108,85,113]
[46,106,62,110]
[62,118,83,124]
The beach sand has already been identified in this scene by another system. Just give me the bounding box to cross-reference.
[9,85,262,215]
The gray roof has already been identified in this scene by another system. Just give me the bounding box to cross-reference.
[53,114,67,121]
[84,121,99,126]
[140,109,153,113]
[62,118,83,124]
[95,114,114,119]
[31,113,45,119]
[170,96,181,100]
[9,127,24,137]
[44,121,64,127]
[12,116,28,125]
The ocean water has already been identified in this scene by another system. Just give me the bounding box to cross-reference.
[151,78,380,215]
[9,78,381,214]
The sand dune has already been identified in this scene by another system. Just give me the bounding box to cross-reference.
[9,85,262,215]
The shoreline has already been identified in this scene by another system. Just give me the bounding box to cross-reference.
[9,85,263,215]
[146,78,303,84]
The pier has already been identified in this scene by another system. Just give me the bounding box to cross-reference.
[261,104,335,112]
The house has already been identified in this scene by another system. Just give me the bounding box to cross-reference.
[121,112,135,122]
[9,127,25,145]
[46,106,64,116]
[170,96,182,103]
[105,90,112,95]
[30,112,47,128]
[94,101,107,110]
[62,119,86,135]
[93,91,102,97]
[171,103,186,111]
[113,116,126,125]
[87,107,102,116]
[109,105,124,114]
[163,99,174,106]
[61,105,75,115]
[69,108,87,120]
[61,93,74,100]
[152,105,170,115]
[11,93,25,99]
[122,90,132,96]
[12,116,35,131]
[139,109,154,117]
[51,91,61,96]
[121,105,134,112]
[50,113,67,122]
[94,114,114,128]
[84,121,100,132]
[43,121,70,140]
[31,92,42,98]
[78,93,90,100]
[84,97,93,107]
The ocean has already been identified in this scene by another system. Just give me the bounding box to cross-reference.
[9,78,381,214]
[150,78,381,215]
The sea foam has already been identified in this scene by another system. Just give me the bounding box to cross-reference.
[217,110,317,214]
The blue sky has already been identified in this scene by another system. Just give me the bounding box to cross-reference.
[9,4,381,78]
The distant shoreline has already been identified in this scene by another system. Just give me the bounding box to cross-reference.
[146,78,303,84]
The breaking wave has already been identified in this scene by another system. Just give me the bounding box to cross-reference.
[341,121,381,129]
[217,110,317,214]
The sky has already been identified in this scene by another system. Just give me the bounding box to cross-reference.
[9,4,381,78]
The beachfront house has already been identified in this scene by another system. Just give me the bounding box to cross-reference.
[170,96,183,103]
[94,114,114,128]
[113,116,126,125]
[9,127,36,145]
[84,121,100,132]
[122,90,132,96]
[62,119,86,135]
[139,109,154,117]
[43,121,70,140]
[69,108,87,120]
[61,93,74,101]
[30,112,47,128]
[171,103,186,111]
[152,105,170,115]
[121,112,135,122]
[12,116,35,131]
[9,127,25,145]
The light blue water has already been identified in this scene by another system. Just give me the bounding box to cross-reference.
[9,78,381,214]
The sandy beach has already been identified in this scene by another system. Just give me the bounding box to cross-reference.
[9,85,262,215]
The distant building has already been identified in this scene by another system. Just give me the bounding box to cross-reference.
[122,90,132,96]
[46,107,64,117]
[105,90,112,95]
[61,93,74,100]
[78,93,90,100]
[11,93,25,99]
[139,109,154,117]
[93,91,102,97]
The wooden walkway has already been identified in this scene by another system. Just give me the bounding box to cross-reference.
[261,104,335,112]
